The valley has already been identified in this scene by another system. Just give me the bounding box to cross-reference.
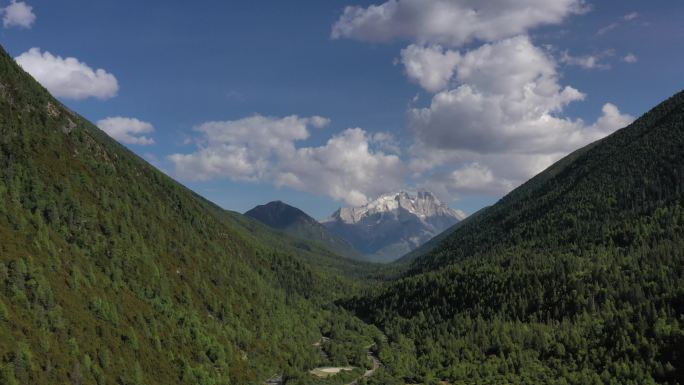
[1,28,683,385]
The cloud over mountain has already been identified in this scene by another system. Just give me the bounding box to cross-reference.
[406,36,633,196]
[158,0,634,207]
[333,0,633,201]
[169,115,403,206]
[15,48,119,100]
[97,117,156,145]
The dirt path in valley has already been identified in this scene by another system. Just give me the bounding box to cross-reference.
[346,348,381,385]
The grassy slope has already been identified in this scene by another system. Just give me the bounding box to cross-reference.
[0,46,378,385]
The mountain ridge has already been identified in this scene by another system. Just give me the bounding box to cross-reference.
[0,44,379,385]
[344,89,684,384]
[244,200,363,260]
[322,190,464,262]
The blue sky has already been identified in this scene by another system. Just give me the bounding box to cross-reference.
[1,0,683,219]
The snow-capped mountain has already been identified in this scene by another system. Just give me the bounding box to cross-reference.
[322,191,465,262]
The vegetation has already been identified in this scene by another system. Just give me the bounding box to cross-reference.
[344,91,684,384]
[244,201,363,261]
[0,45,379,384]
[2,38,683,385]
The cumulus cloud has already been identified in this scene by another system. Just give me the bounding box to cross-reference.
[589,103,634,133]
[330,1,638,202]
[97,117,155,145]
[169,116,403,206]
[407,36,634,197]
[440,163,502,194]
[2,1,35,29]
[15,48,119,100]
[400,44,460,92]
[332,0,587,47]
[418,152,561,198]
[169,0,632,205]
[411,36,586,153]
[371,132,402,155]
[332,2,636,201]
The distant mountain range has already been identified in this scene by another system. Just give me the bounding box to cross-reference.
[245,191,465,263]
[244,201,361,260]
[321,191,465,262]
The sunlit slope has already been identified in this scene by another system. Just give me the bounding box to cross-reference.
[0,45,370,385]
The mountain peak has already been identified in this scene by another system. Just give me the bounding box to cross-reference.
[245,200,362,260]
[244,200,313,229]
[326,190,465,225]
[322,190,465,262]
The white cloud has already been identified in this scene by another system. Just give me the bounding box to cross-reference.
[597,11,639,35]
[623,53,638,63]
[332,0,587,47]
[2,1,35,29]
[400,44,460,92]
[15,48,119,100]
[169,116,403,206]
[411,36,586,153]
[589,103,634,134]
[97,117,155,145]
[407,36,634,197]
[331,2,637,201]
[443,163,497,192]
[559,49,613,70]
[163,1,634,205]
[371,132,402,155]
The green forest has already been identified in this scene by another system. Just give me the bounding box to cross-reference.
[346,91,684,384]
[0,45,381,384]
[0,40,683,385]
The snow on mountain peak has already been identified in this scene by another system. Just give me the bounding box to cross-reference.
[325,191,465,224]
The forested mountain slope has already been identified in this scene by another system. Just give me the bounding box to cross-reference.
[396,207,488,265]
[411,90,684,272]
[346,91,684,385]
[245,201,362,261]
[0,45,378,385]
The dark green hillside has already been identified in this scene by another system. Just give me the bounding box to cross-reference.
[0,46,378,385]
[412,90,684,273]
[245,201,363,261]
[396,207,488,265]
[346,91,684,384]
[245,201,316,229]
